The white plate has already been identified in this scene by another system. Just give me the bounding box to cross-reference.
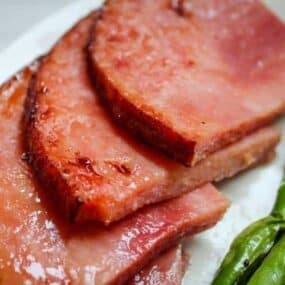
[0,1,284,284]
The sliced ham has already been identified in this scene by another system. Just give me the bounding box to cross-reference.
[130,244,187,285]
[89,0,285,165]
[0,64,228,284]
[25,12,280,224]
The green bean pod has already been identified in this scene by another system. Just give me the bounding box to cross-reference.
[211,217,285,285]
[212,175,285,285]
[247,235,285,285]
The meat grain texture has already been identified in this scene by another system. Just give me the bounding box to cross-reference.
[25,10,280,224]
[90,0,285,165]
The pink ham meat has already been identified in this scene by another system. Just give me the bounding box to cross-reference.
[0,64,228,284]
[89,0,285,165]
[25,12,280,224]
[130,245,187,285]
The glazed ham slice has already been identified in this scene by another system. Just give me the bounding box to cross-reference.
[25,12,280,224]
[89,0,285,165]
[130,244,187,285]
[0,65,228,284]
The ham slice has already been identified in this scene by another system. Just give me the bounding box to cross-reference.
[0,64,228,284]
[89,0,285,165]
[25,12,280,224]
[130,244,187,285]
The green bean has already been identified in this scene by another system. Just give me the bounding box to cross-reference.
[247,235,285,285]
[211,217,285,285]
[211,175,285,285]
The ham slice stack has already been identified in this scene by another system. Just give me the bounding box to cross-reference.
[0,63,228,284]
[26,12,279,225]
[0,0,284,284]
